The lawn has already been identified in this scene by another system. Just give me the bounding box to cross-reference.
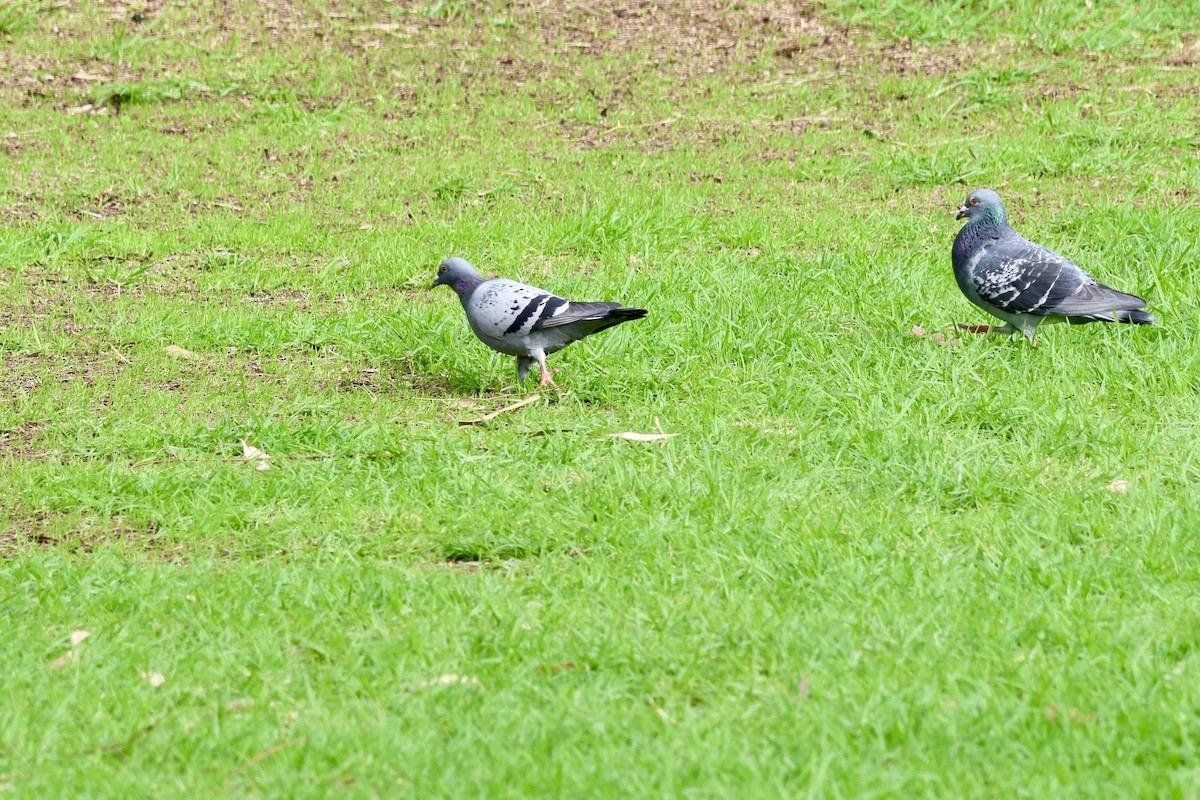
[3,0,1200,795]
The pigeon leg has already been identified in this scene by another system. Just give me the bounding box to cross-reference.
[516,356,535,383]
[533,352,558,388]
[956,323,1014,335]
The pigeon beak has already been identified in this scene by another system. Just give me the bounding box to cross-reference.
[955,204,969,220]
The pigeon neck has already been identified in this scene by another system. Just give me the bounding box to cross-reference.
[451,273,485,301]
[967,208,1007,229]
[954,216,1002,259]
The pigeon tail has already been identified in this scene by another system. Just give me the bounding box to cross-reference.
[598,305,647,324]
[1118,309,1155,325]
[575,306,647,335]
[1066,308,1155,325]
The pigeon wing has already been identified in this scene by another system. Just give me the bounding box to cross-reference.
[465,280,559,339]
[531,300,621,330]
[971,236,1090,317]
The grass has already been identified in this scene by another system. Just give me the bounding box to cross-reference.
[2,0,1200,795]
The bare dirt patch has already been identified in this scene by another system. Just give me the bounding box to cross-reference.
[0,421,47,460]
[2,349,128,399]
[478,0,976,150]
[523,0,823,70]
[0,50,145,108]
[0,510,173,558]
[336,366,464,397]
[515,0,968,78]
[74,190,129,220]
[243,289,311,310]
[0,276,85,336]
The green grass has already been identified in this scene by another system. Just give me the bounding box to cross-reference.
[3,0,1200,795]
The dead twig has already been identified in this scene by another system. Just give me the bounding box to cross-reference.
[130,453,404,470]
[247,737,305,766]
[131,456,241,470]
[109,344,132,365]
[86,702,179,756]
[587,117,677,140]
[458,393,541,426]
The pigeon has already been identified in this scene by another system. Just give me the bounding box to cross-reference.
[432,257,647,387]
[952,188,1154,345]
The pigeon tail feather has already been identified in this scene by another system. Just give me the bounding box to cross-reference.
[577,306,648,335]
[1049,281,1151,319]
[1066,308,1155,325]
[1116,309,1155,324]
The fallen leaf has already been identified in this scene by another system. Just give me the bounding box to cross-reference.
[164,345,199,360]
[142,671,166,688]
[50,650,75,669]
[796,675,811,697]
[648,697,675,724]
[70,629,91,646]
[239,439,271,470]
[911,327,960,347]
[72,70,105,82]
[67,103,95,115]
[458,394,540,426]
[606,432,678,442]
[405,673,481,691]
[1106,479,1129,493]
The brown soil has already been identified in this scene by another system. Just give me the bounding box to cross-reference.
[336,366,465,397]
[0,511,171,557]
[0,421,47,460]
[2,349,128,402]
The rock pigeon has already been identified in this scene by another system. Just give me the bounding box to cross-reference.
[952,188,1154,344]
[432,257,647,386]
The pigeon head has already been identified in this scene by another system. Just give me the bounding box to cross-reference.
[432,257,485,297]
[956,189,1007,225]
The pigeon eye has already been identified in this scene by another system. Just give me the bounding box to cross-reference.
[969,197,979,206]
[439,266,447,273]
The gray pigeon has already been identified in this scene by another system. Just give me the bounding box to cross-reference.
[952,188,1153,344]
[432,257,647,386]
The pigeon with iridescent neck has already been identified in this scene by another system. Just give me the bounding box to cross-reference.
[952,189,1154,344]
[432,257,647,387]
